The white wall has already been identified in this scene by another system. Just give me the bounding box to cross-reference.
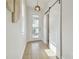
[6,0,27,59]
[43,14,48,44]
[39,13,44,41]
[62,0,73,59]
[26,7,32,41]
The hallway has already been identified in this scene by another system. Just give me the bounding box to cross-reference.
[22,41,56,59]
[6,0,73,59]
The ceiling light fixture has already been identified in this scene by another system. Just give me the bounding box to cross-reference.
[34,0,40,12]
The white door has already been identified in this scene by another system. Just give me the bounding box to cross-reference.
[49,1,61,59]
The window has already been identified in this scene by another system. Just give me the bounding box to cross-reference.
[32,15,39,38]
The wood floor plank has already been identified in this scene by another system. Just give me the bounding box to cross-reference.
[22,41,56,59]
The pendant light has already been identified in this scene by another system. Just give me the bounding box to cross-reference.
[34,0,40,12]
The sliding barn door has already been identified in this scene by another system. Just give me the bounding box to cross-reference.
[49,1,61,59]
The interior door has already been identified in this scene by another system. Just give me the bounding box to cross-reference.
[49,1,61,59]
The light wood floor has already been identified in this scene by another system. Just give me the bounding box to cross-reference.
[22,40,56,59]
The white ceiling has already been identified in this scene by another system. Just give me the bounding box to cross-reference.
[26,0,49,11]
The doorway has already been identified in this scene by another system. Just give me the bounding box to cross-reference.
[43,13,50,47]
[46,14,49,47]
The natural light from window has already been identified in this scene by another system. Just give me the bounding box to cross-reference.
[32,15,39,39]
